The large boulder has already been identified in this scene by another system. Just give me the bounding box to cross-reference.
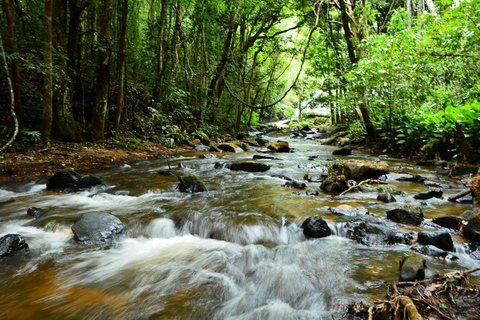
[71,212,126,245]
[301,216,331,239]
[332,160,389,181]
[417,231,454,251]
[217,143,243,153]
[229,162,271,172]
[267,140,290,153]
[46,170,104,191]
[464,213,480,243]
[0,234,29,259]
[320,175,348,193]
[178,174,208,193]
[386,207,424,226]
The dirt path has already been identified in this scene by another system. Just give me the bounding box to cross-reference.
[0,142,179,185]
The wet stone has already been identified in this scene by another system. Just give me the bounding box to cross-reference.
[377,191,396,203]
[414,189,443,200]
[71,212,126,245]
[0,234,29,259]
[332,146,352,156]
[386,207,424,226]
[301,216,331,239]
[417,231,454,251]
[214,162,228,169]
[46,170,104,192]
[178,174,207,193]
[432,216,462,230]
[328,205,369,217]
[27,207,46,219]
[229,162,270,172]
[198,154,217,159]
[284,180,306,189]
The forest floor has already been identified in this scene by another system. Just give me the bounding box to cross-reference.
[0,142,178,185]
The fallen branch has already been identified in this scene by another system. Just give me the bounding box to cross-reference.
[448,189,472,202]
[395,295,423,320]
[339,179,386,196]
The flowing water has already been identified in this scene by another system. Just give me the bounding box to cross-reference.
[0,134,478,319]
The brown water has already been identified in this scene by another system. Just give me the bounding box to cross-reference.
[0,135,477,319]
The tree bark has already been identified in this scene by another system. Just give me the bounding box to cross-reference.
[338,0,357,64]
[114,0,129,133]
[91,0,113,140]
[406,0,413,28]
[52,0,81,141]
[153,0,167,102]
[418,0,424,16]
[2,0,22,126]
[41,0,53,144]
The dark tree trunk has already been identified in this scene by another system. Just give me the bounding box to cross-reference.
[2,0,22,126]
[52,0,81,141]
[153,0,167,102]
[41,0,53,143]
[114,0,128,133]
[91,0,113,140]
[338,0,357,64]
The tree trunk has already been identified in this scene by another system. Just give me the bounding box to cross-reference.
[91,0,113,140]
[358,97,376,141]
[52,0,81,141]
[2,0,22,126]
[41,0,53,143]
[113,0,128,133]
[338,0,357,64]
[406,0,413,28]
[418,0,424,16]
[153,0,167,102]
[425,0,437,16]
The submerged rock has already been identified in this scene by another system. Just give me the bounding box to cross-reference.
[396,174,426,183]
[414,189,443,200]
[301,216,331,239]
[229,162,271,172]
[0,234,29,259]
[253,155,280,160]
[417,231,454,251]
[267,140,290,153]
[328,205,369,217]
[332,160,389,181]
[158,169,174,176]
[71,212,126,245]
[284,180,306,189]
[320,175,348,193]
[178,174,208,193]
[411,244,458,260]
[27,207,47,219]
[386,207,423,226]
[214,161,228,169]
[46,170,104,192]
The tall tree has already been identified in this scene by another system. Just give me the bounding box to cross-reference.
[113,0,129,133]
[2,0,22,126]
[52,0,81,141]
[91,0,113,140]
[41,0,53,143]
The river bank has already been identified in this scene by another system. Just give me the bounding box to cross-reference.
[0,141,176,185]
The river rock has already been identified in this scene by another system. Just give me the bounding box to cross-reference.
[229,162,271,172]
[411,244,458,260]
[267,140,290,153]
[343,218,388,246]
[27,207,46,219]
[0,234,29,259]
[386,207,423,226]
[332,146,352,156]
[178,174,208,193]
[255,137,268,146]
[463,213,480,243]
[253,155,280,160]
[398,254,427,282]
[332,160,389,181]
[71,212,126,245]
[301,216,331,239]
[195,131,211,145]
[432,216,462,230]
[386,231,415,245]
[243,138,259,147]
[328,204,368,217]
[417,231,454,251]
[194,145,210,152]
[377,191,396,203]
[214,162,228,169]
[284,180,306,189]
[471,169,480,207]
[396,174,426,183]
[158,169,174,176]
[198,154,217,159]
[46,170,104,191]
[414,189,443,200]
[217,143,243,153]
[320,175,348,193]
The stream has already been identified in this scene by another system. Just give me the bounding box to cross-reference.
[0,132,478,319]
